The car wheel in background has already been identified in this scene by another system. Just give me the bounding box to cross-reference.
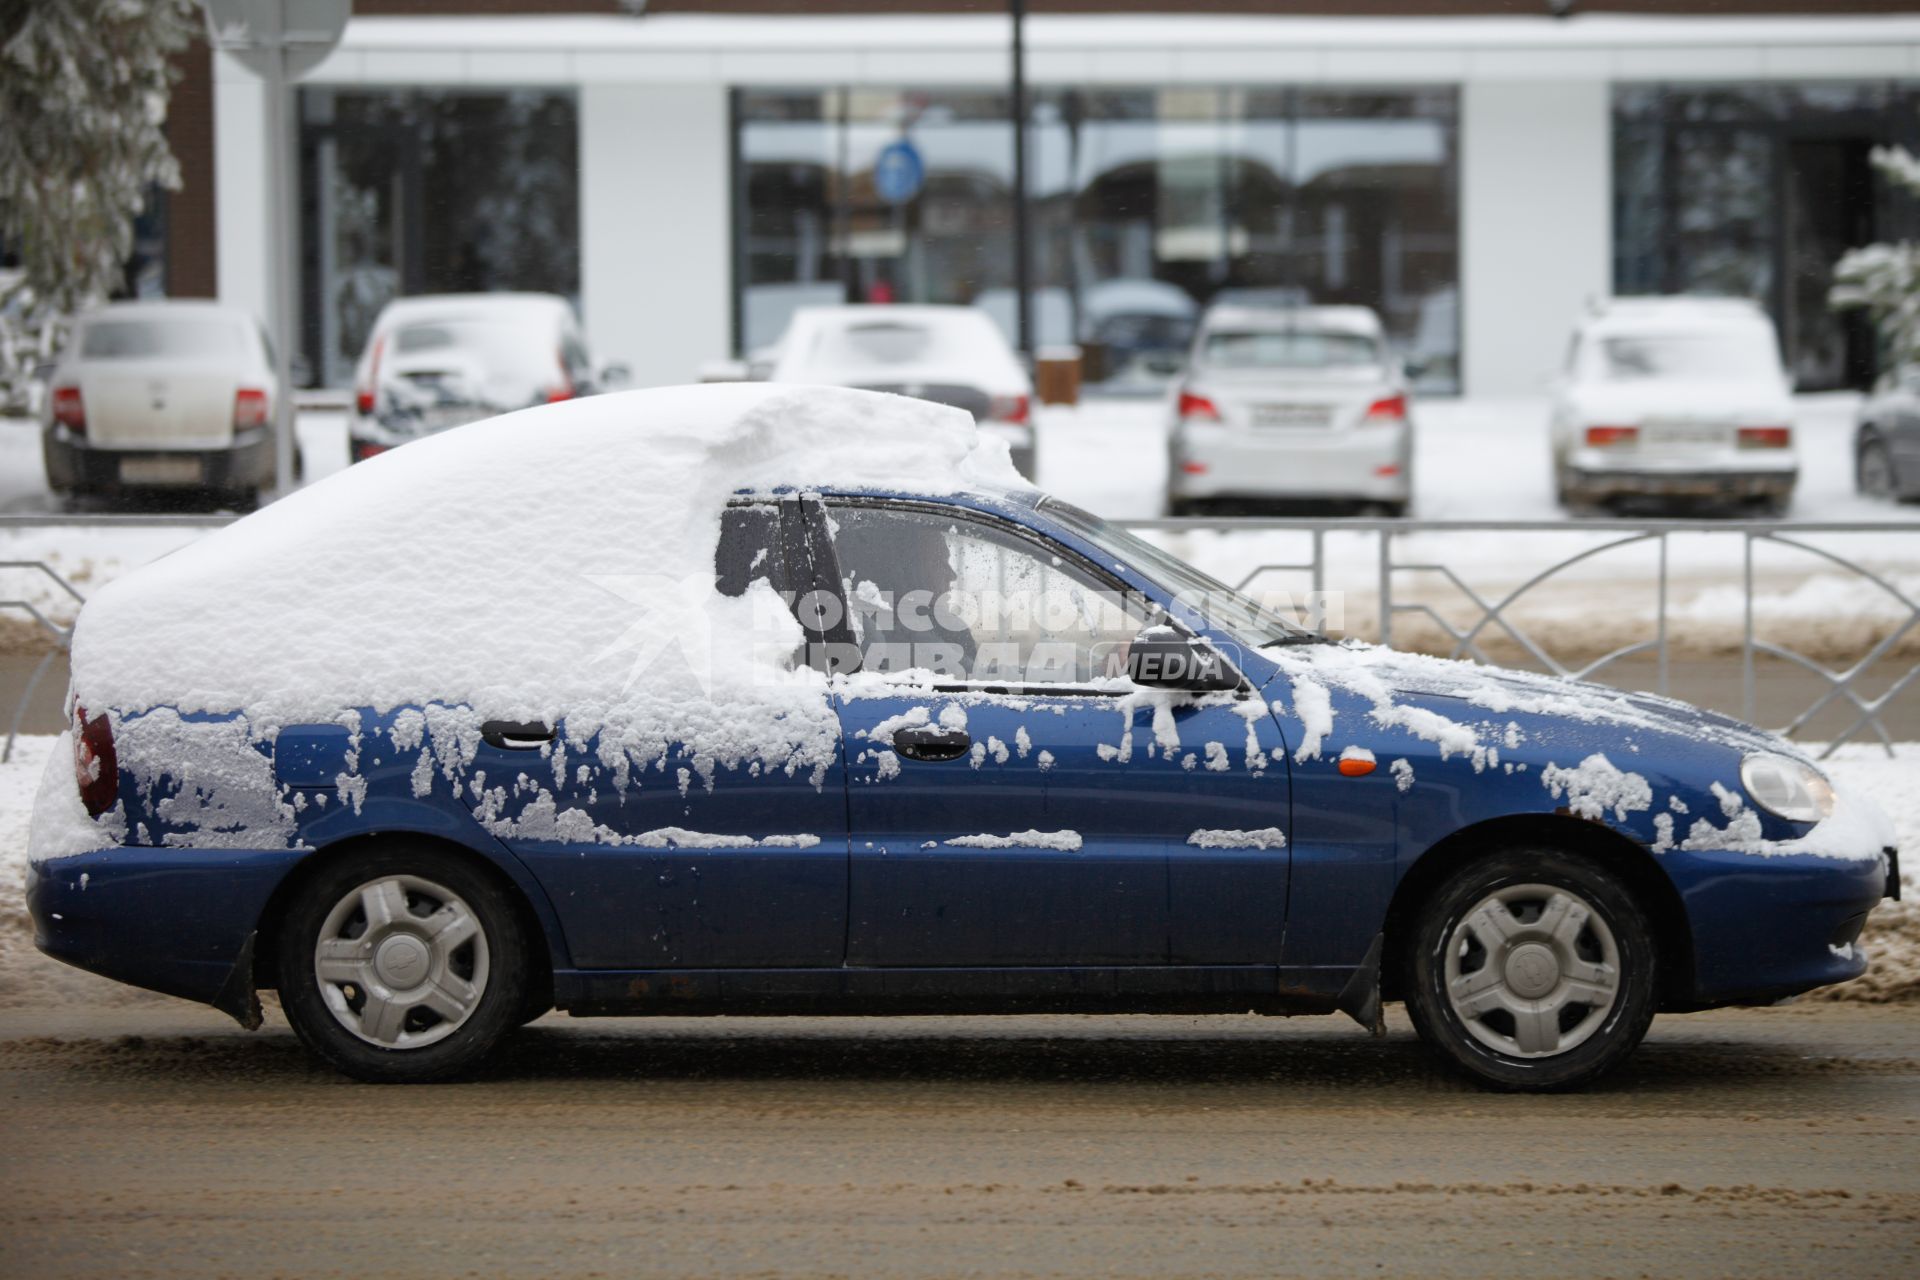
[1403,848,1657,1091]
[275,843,532,1083]
[1858,437,1896,500]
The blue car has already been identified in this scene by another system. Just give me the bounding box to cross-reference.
[25,386,1899,1090]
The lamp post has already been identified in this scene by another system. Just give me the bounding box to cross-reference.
[1010,0,1032,363]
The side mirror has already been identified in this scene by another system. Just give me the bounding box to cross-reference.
[1403,356,1429,382]
[1125,626,1240,692]
[599,362,632,390]
[698,358,751,383]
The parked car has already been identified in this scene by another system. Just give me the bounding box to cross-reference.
[29,385,1896,1091]
[1854,366,1920,502]
[1550,298,1798,514]
[38,301,278,509]
[729,304,1035,478]
[1167,305,1413,516]
[348,293,622,463]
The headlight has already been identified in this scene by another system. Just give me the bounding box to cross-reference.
[1740,753,1836,824]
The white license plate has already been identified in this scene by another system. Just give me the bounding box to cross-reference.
[1253,404,1333,428]
[1646,423,1726,448]
[118,455,203,485]
[424,406,486,433]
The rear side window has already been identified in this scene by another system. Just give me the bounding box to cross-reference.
[715,504,784,599]
[80,319,242,360]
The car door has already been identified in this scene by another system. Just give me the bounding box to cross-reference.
[485,498,851,970]
[816,498,1292,970]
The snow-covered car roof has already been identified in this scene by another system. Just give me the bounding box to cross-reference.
[369,292,577,334]
[68,385,1025,755]
[1198,304,1384,338]
[74,299,260,326]
[770,305,1029,391]
[1580,296,1776,338]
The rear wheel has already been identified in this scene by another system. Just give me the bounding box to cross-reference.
[1858,437,1896,500]
[1403,849,1656,1091]
[275,844,531,1082]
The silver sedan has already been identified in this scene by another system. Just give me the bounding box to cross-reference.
[1165,306,1413,516]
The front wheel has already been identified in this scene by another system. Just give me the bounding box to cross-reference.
[1403,849,1657,1091]
[276,845,532,1082]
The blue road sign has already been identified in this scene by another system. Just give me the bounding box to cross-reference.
[873,139,926,205]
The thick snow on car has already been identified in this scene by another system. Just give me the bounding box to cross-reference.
[1167,305,1412,516]
[1550,298,1798,513]
[348,293,617,463]
[28,385,1897,1090]
[41,301,278,507]
[1854,365,1920,503]
[747,305,1036,479]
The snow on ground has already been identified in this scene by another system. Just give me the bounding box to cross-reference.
[0,733,1912,1008]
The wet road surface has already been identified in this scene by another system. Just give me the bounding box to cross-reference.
[1,1003,1917,1278]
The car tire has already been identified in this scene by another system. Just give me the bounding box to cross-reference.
[1858,436,1896,500]
[1402,848,1657,1092]
[275,843,532,1083]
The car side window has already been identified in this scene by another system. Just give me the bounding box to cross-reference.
[824,503,1146,686]
[715,504,783,599]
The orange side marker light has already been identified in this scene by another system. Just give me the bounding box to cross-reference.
[1337,756,1376,778]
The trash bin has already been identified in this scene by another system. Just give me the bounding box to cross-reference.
[1034,345,1082,406]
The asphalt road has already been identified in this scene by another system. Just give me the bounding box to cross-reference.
[1,1003,1916,1278]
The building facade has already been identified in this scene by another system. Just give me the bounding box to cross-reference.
[178,3,1920,396]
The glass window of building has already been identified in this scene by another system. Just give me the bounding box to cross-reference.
[735,86,1460,393]
[1613,82,1920,391]
[300,89,580,387]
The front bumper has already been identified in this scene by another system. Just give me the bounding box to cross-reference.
[1169,423,1411,502]
[1674,843,1893,1006]
[27,846,305,1007]
[44,427,275,494]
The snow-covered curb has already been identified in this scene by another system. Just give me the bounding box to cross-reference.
[2,735,1915,1008]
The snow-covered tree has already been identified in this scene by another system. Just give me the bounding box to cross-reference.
[0,0,197,408]
[1830,145,1920,374]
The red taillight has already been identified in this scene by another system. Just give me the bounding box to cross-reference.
[990,393,1030,425]
[72,706,118,818]
[52,385,85,432]
[1361,393,1407,424]
[1180,460,1209,475]
[545,354,575,404]
[1586,425,1639,448]
[1738,426,1792,450]
[356,334,385,415]
[351,440,389,463]
[234,387,269,430]
[1177,389,1219,421]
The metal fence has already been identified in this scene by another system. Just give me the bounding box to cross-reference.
[4,513,1918,762]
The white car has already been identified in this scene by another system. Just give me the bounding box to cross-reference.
[739,305,1035,479]
[1550,298,1797,514]
[41,301,278,507]
[348,293,619,464]
[1166,305,1413,516]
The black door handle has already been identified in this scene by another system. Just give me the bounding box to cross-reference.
[893,726,971,763]
[482,720,554,750]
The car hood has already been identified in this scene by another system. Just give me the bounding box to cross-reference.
[1259,642,1792,760]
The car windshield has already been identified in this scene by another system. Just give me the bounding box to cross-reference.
[1039,497,1319,648]
[80,318,242,360]
[1599,332,1780,382]
[1202,329,1380,372]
